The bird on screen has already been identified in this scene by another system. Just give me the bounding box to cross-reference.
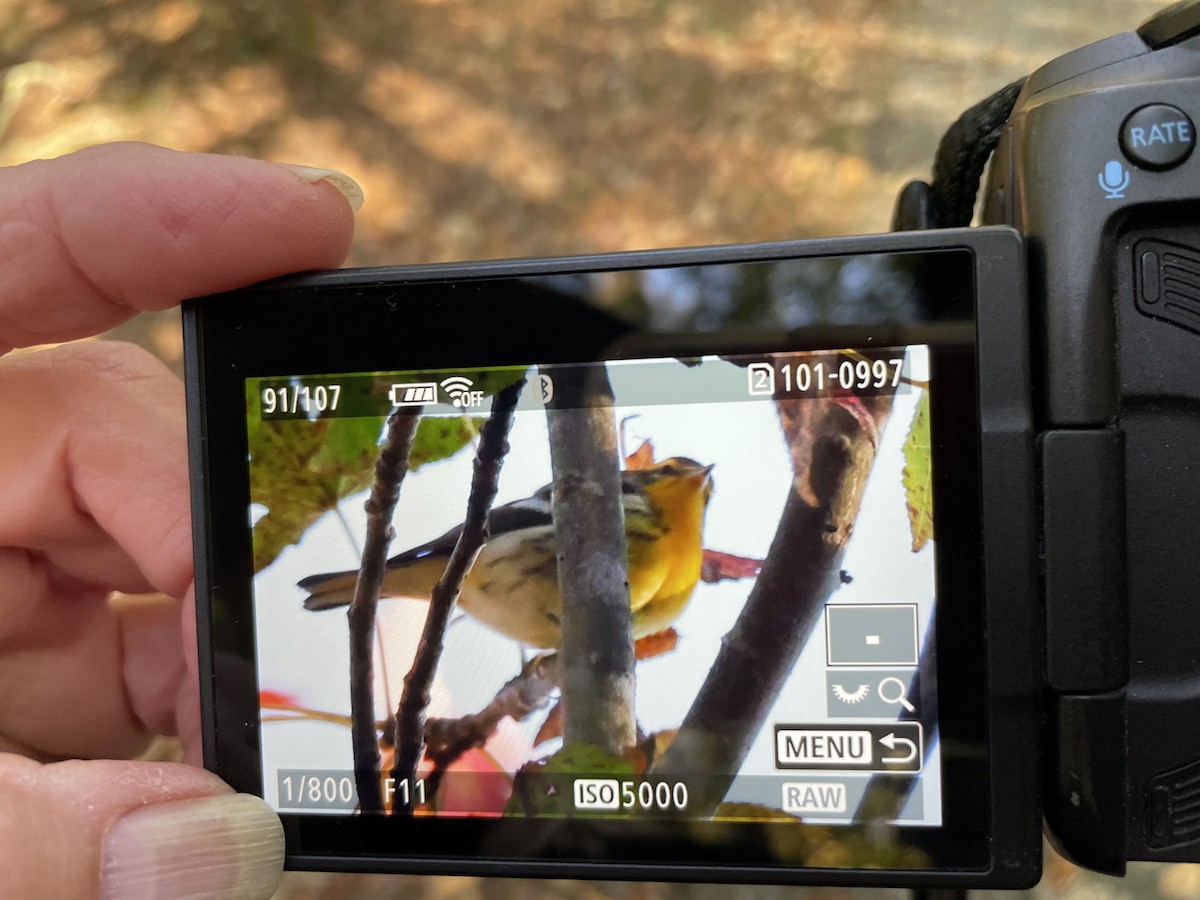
[299,457,715,649]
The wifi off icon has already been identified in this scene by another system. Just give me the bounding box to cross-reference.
[440,376,483,408]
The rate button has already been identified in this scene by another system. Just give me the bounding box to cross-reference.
[1121,104,1195,170]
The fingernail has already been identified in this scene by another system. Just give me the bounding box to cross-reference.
[276,163,365,212]
[101,794,284,900]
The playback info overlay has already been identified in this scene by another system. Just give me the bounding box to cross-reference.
[273,770,923,821]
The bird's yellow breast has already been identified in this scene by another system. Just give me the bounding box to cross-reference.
[626,471,710,632]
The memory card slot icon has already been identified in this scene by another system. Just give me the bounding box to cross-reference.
[388,382,439,406]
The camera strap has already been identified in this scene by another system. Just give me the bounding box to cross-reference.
[893,78,1027,231]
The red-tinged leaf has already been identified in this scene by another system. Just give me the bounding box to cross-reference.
[646,729,678,764]
[701,549,763,583]
[534,701,564,746]
[624,438,656,470]
[259,689,299,709]
[625,742,651,775]
[635,627,679,659]
[435,748,513,817]
[832,395,880,448]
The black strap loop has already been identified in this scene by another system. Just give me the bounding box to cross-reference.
[928,77,1028,227]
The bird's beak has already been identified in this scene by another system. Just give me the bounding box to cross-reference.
[689,464,715,485]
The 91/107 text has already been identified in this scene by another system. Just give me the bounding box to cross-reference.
[261,383,342,417]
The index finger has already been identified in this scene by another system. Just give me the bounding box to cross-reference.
[0,142,359,352]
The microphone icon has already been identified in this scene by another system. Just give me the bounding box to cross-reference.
[1098,160,1131,199]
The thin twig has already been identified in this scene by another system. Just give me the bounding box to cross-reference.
[423,653,561,798]
[389,380,524,814]
[348,409,421,814]
[334,505,396,715]
[333,506,362,556]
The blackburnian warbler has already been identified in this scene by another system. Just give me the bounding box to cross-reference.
[299,457,715,649]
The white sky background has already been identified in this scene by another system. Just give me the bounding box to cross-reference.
[252,348,939,822]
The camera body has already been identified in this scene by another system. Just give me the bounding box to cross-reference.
[978,3,1200,873]
[183,2,1200,888]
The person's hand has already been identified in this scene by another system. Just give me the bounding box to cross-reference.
[0,142,361,898]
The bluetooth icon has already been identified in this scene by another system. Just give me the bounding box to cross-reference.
[537,374,555,405]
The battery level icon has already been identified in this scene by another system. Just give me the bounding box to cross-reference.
[388,382,438,406]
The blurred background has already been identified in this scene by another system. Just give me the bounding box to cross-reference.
[1,0,1192,897]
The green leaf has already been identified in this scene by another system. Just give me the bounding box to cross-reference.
[408,416,484,471]
[540,742,635,777]
[902,390,933,552]
[249,414,385,573]
[503,743,634,817]
[309,415,388,498]
[248,414,485,573]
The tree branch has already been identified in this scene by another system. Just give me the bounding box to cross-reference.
[389,380,524,814]
[650,391,893,813]
[349,408,421,814]
[545,364,637,755]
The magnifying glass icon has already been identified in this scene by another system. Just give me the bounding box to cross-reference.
[878,676,916,713]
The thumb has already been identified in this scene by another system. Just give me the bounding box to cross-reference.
[0,756,283,900]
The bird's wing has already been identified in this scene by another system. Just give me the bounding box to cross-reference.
[397,471,647,569]
[298,483,556,601]
[385,483,555,568]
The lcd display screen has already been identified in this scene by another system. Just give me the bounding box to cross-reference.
[245,346,939,831]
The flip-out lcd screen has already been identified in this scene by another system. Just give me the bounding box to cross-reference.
[189,233,1036,883]
[248,347,937,830]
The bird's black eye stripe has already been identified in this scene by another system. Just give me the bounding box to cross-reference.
[660,464,679,476]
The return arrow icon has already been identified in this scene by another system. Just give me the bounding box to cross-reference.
[879,733,918,765]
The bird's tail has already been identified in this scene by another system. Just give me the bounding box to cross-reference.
[299,569,359,611]
[300,555,448,611]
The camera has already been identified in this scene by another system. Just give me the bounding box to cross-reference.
[184,2,1200,889]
